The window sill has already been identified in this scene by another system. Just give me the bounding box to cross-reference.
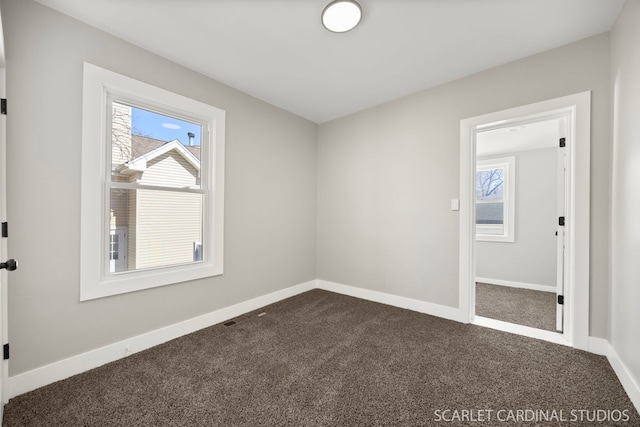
[476,235,515,243]
[80,261,223,301]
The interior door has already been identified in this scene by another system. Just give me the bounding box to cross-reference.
[556,121,567,332]
[0,66,6,413]
[0,8,8,413]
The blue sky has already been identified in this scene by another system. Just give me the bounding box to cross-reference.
[131,107,202,146]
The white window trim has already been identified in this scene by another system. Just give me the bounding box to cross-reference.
[80,63,225,301]
[475,156,515,242]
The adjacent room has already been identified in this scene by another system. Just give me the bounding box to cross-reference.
[0,0,639,425]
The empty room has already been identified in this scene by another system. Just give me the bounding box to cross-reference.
[0,0,639,425]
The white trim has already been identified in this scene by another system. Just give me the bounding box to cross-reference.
[585,337,640,414]
[459,92,591,351]
[316,280,465,323]
[0,7,4,68]
[472,316,570,346]
[81,62,226,301]
[6,280,316,399]
[475,277,556,293]
[587,336,609,356]
[608,344,640,414]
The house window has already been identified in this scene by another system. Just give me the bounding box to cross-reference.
[109,227,127,273]
[81,63,225,300]
[475,157,515,242]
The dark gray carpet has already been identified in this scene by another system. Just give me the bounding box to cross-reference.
[4,289,638,426]
[476,282,557,332]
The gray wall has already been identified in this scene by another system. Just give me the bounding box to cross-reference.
[317,33,611,338]
[476,148,558,288]
[610,0,640,396]
[1,0,623,378]
[3,0,318,375]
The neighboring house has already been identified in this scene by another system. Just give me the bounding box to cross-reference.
[109,104,202,273]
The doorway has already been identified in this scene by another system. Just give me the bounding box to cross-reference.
[474,116,566,333]
[458,92,591,350]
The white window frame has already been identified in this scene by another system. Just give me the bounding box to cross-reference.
[475,156,515,242]
[80,63,225,301]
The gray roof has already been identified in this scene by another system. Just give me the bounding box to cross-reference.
[131,134,201,161]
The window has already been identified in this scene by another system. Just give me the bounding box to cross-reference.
[109,227,127,273]
[475,157,515,242]
[81,63,225,300]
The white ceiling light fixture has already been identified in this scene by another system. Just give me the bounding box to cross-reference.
[322,0,362,33]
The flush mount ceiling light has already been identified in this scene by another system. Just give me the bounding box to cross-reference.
[322,0,362,33]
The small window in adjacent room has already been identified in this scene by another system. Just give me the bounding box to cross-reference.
[81,63,226,300]
[476,157,515,242]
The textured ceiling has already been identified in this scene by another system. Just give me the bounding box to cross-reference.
[35,0,625,123]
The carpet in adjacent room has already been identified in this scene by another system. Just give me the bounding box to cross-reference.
[476,282,557,332]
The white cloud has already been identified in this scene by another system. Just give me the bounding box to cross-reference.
[162,123,181,130]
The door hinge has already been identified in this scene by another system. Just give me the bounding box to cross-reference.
[1,222,7,238]
[0,98,6,115]
[559,137,566,148]
[557,295,564,305]
[559,216,565,226]
[3,343,9,360]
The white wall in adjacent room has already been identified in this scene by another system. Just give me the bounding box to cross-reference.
[476,147,558,289]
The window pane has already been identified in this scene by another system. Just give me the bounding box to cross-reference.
[476,168,504,201]
[476,202,503,224]
[111,102,202,189]
[109,188,203,272]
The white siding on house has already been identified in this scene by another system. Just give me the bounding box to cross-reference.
[110,147,203,271]
[110,175,131,230]
[140,150,199,188]
[127,188,137,271]
[135,190,203,269]
[129,148,203,270]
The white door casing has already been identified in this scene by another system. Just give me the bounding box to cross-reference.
[459,92,591,350]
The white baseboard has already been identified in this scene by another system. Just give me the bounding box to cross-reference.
[475,277,556,293]
[587,336,609,356]
[7,279,464,400]
[472,316,570,346]
[316,280,465,323]
[5,280,316,400]
[606,344,640,415]
[585,337,640,414]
